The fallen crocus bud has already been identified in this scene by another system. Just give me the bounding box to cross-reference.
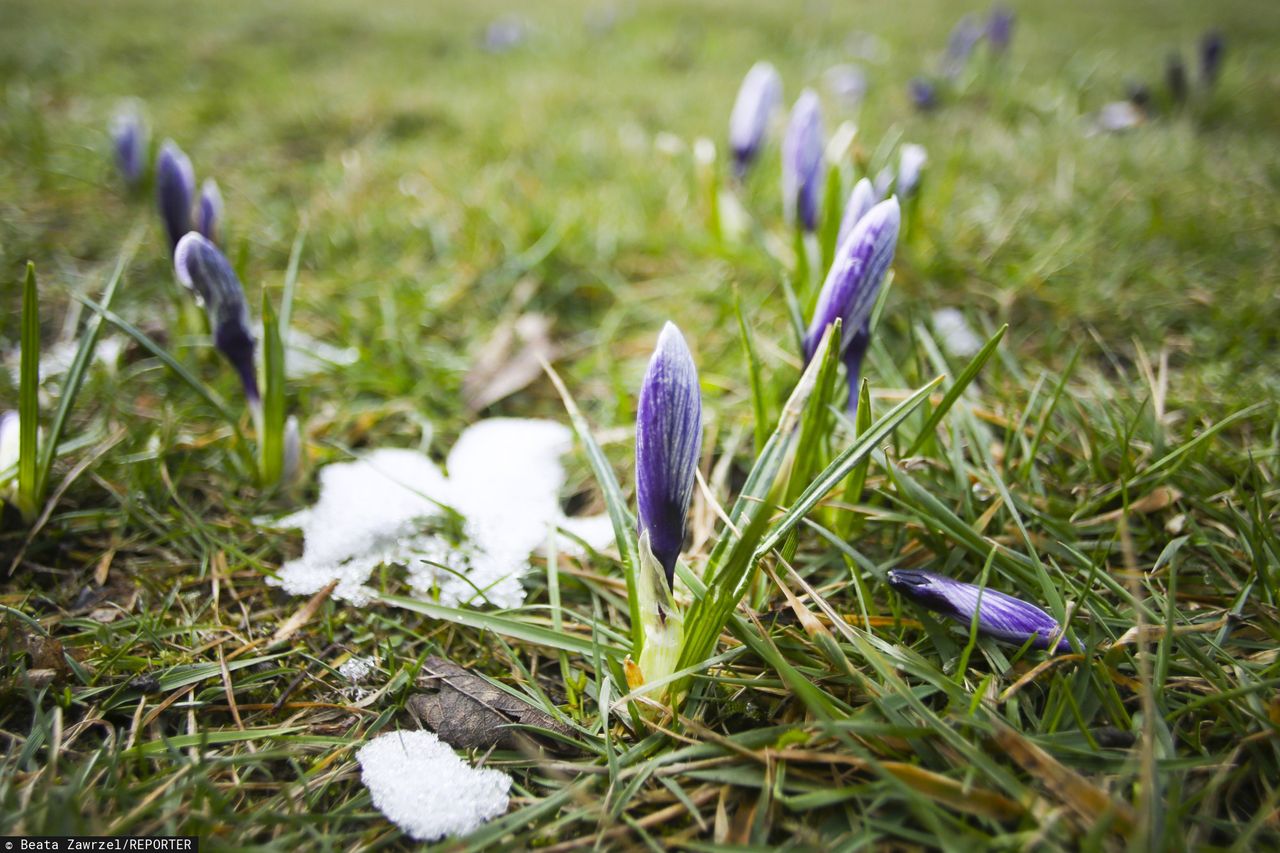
[781,89,825,232]
[729,61,782,178]
[173,232,259,405]
[156,140,195,255]
[887,569,1072,652]
[198,178,223,244]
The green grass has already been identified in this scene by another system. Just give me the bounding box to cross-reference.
[2,0,1279,848]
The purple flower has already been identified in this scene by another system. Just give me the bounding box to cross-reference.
[156,140,195,256]
[804,197,900,365]
[909,77,939,112]
[888,569,1072,652]
[1200,30,1225,87]
[781,89,825,232]
[986,6,1015,55]
[198,178,223,244]
[836,177,877,251]
[635,322,702,586]
[111,102,147,187]
[174,232,258,405]
[942,15,984,79]
[729,61,782,178]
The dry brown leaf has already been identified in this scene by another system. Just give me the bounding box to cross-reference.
[1111,613,1229,648]
[270,579,338,646]
[1077,486,1183,527]
[463,312,559,411]
[406,655,576,752]
[990,718,1135,833]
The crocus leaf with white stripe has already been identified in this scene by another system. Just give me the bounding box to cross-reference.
[198,178,223,244]
[728,61,782,178]
[887,569,1072,652]
[781,89,824,232]
[174,232,259,405]
[635,322,702,589]
[156,140,195,255]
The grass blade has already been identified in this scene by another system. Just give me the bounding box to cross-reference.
[906,324,1007,456]
[259,291,286,485]
[17,262,40,522]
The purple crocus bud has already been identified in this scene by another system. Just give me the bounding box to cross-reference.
[635,322,702,587]
[873,165,895,200]
[155,140,195,256]
[887,569,1072,652]
[836,178,877,251]
[909,77,939,112]
[110,102,147,187]
[781,89,825,232]
[803,197,900,364]
[174,232,259,405]
[897,144,928,199]
[942,14,984,79]
[729,61,782,178]
[198,178,223,244]
[1200,30,1225,87]
[986,6,1014,55]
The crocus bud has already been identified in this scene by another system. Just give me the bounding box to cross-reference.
[635,322,702,587]
[909,77,939,112]
[873,165,895,200]
[803,197,900,364]
[728,61,782,178]
[156,140,195,255]
[942,15,984,79]
[824,64,868,109]
[897,144,928,199]
[1166,52,1189,104]
[781,89,825,232]
[110,101,147,187]
[198,178,223,244]
[887,569,1072,653]
[986,6,1014,55]
[1200,30,1224,87]
[174,232,259,405]
[836,178,876,251]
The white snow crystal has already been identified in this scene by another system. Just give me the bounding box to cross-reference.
[272,418,614,608]
[358,730,511,841]
[931,308,983,358]
[338,656,376,683]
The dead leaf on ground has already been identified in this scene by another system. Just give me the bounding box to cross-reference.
[406,655,577,752]
[463,312,559,411]
[1077,486,1183,527]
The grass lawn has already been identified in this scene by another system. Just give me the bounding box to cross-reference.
[2,0,1278,847]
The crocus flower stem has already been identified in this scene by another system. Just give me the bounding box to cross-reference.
[887,569,1072,652]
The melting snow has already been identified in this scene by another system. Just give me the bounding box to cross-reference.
[272,418,614,608]
[338,656,376,683]
[358,730,511,841]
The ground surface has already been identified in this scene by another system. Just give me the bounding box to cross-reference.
[1,0,1279,849]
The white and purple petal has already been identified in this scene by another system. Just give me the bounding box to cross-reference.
[156,140,195,255]
[888,569,1071,652]
[729,62,782,177]
[174,232,258,404]
[198,178,223,244]
[803,196,900,363]
[111,102,147,187]
[836,177,877,252]
[635,323,702,586]
[781,89,825,232]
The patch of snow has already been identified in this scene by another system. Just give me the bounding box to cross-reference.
[6,337,124,384]
[0,411,18,492]
[932,308,982,358]
[338,656,376,683]
[272,418,613,608]
[283,329,359,379]
[358,730,511,841]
